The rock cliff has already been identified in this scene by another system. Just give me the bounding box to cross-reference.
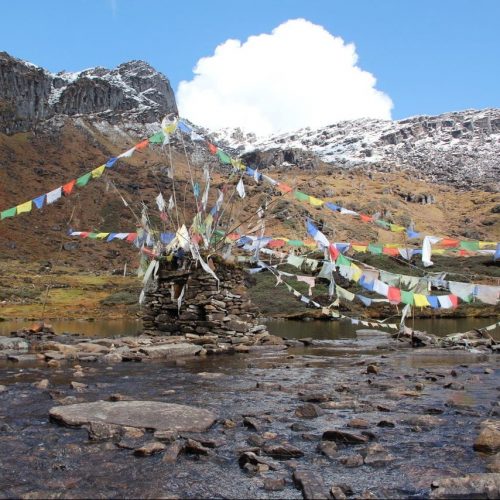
[0,52,177,134]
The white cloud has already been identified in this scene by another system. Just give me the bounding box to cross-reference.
[177,19,393,135]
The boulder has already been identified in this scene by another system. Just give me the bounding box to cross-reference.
[0,337,28,351]
[430,473,500,499]
[474,420,500,454]
[139,343,202,359]
[49,400,216,432]
[322,429,369,445]
[293,470,329,499]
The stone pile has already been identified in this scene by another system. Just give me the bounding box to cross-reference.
[142,257,269,343]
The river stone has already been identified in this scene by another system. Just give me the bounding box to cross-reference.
[0,337,28,351]
[49,400,216,432]
[139,343,202,358]
[430,473,500,499]
[474,420,500,454]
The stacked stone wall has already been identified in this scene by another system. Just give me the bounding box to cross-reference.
[142,257,267,340]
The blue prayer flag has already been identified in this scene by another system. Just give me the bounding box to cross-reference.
[33,194,45,209]
[106,157,118,168]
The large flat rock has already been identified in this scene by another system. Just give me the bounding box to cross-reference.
[0,337,28,351]
[49,400,216,432]
[139,342,202,358]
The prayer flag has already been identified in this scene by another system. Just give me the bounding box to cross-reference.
[217,150,232,164]
[33,194,45,209]
[156,193,166,212]
[459,241,480,251]
[16,200,32,214]
[135,139,149,150]
[325,202,340,211]
[309,196,324,207]
[91,165,106,178]
[294,190,310,202]
[106,157,117,168]
[207,142,217,154]
[178,121,192,134]
[414,294,430,307]
[148,132,165,145]
[236,178,246,198]
[329,243,339,261]
[387,287,401,304]
[62,179,76,196]
[277,182,292,194]
[46,187,62,205]
[401,290,414,305]
[76,172,92,187]
[118,147,135,158]
[360,214,373,222]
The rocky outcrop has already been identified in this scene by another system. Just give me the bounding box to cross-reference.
[0,52,177,134]
[215,108,500,190]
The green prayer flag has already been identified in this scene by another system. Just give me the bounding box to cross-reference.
[336,254,351,267]
[459,241,479,251]
[368,243,383,255]
[294,190,310,202]
[287,240,304,247]
[87,233,98,239]
[401,290,414,305]
[148,131,165,144]
[76,172,92,187]
[216,150,232,164]
[0,207,16,220]
[375,219,391,229]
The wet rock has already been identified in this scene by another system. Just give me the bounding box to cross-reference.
[295,403,322,419]
[298,392,331,403]
[367,364,379,375]
[443,382,465,390]
[108,393,133,402]
[154,430,179,443]
[263,442,304,459]
[376,403,393,412]
[484,368,494,374]
[262,432,277,441]
[133,441,166,456]
[223,419,236,429]
[256,382,282,391]
[363,443,395,467]
[197,371,224,379]
[8,354,39,362]
[0,384,7,393]
[487,454,500,473]
[162,440,185,463]
[33,379,49,390]
[377,420,395,428]
[238,451,280,473]
[103,352,122,363]
[0,337,28,351]
[318,441,337,459]
[415,382,425,391]
[293,469,329,499]
[338,454,364,467]
[139,343,202,359]
[474,420,500,454]
[330,486,347,499]
[86,421,123,441]
[430,473,500,499]
[404,415,443,430]
[49,401,216,432]
[263,476,286,491]
[243,416,261,431]
[347,418,370,429]
[185,438,212,456]
[322,429,369,445]
[69,381,88,392]
[360,489,378,499]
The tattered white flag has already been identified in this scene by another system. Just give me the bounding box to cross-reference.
[236,178,246,199]
[168,195,175,211]
[156,193,166,212]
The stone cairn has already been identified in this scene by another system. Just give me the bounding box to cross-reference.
[142,256,269,343]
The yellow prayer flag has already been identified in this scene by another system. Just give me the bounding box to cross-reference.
[91,165,106,178]
[352,245,367,253]
[431,248,446,255]
[16,200,32,214]
[163,123,177,134]
[351,263,362,282]
[96,233,110,239]
[231,158,245,171]
[389,224,406,233]
[414,294,430,307]
[309,196,324,207]
[479,241,496,248]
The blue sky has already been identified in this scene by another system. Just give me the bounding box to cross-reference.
[1,0,499,127]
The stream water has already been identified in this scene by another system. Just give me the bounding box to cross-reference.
[0,316,497,339]
[0,318,498,498]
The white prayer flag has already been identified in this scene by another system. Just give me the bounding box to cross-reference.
[156,193,166,212]
[236,178,246,198]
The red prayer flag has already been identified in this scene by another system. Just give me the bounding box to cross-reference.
[80,232,89,238]
[387,287,401,304]
[382,247,399,256]
[277,182,292,194]
[329,243,339,261]
[207,142,217,154]
[62,179,76,196]
[360,214,373,223]
[125,233,137,242]
[440,238,459,247]
[268,239,285,249]
[449,294,458,308]
[135,139,149,150]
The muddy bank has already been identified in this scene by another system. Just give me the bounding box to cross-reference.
[0,331,499,498]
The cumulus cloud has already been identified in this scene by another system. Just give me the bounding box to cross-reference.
[177,19,393,135]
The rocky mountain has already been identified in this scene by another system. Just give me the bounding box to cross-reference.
[0,51,177,134]
[212,109,500,190]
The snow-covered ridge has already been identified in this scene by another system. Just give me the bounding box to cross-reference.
[210,109,500,189]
